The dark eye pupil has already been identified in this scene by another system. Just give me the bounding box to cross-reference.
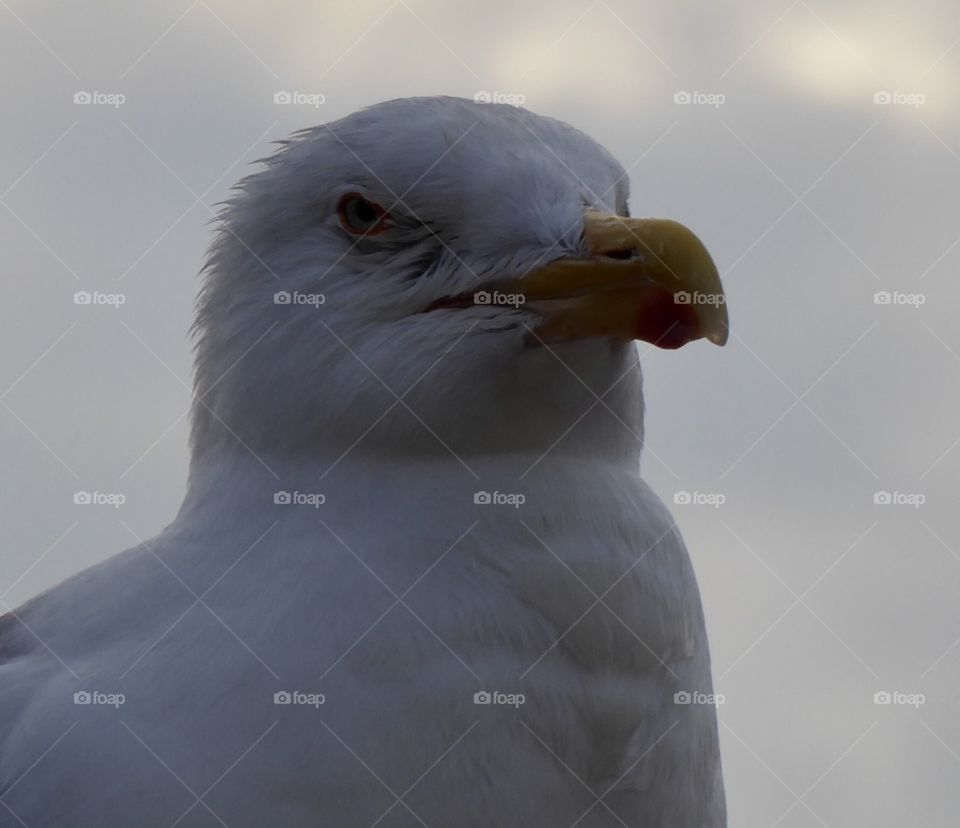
[353,198,377,224]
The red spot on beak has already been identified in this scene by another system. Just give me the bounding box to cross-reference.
[633,290,702,349]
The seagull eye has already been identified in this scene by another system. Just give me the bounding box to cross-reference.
[337,192,389,235]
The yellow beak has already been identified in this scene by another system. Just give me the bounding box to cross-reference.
[502,211,728,349]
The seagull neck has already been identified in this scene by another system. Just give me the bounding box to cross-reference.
[176,439,644,527]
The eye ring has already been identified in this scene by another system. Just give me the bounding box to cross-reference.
[337,192,390,236]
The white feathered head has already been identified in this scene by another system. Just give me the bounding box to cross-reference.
[191,97,726,463]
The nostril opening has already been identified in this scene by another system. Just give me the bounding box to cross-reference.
[602,248,634,260]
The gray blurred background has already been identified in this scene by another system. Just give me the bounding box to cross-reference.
[1,0,958,824]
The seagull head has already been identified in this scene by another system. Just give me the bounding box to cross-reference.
[191,97,727,464]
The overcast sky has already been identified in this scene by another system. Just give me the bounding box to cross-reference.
[2,0,959,824]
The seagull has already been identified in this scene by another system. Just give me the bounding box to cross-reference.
[0,96,728,827]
